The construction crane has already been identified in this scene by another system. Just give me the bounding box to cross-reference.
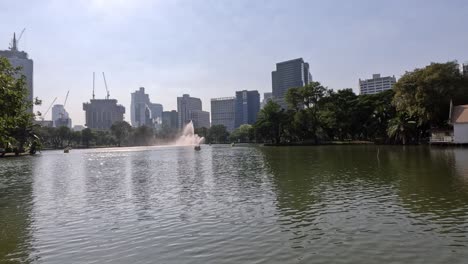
[63,90,69,107]
[59,91,69,119]
[17,28,26,46]
[9,28,25,51]
[41,97,57,121]
[102,72,110,99]
[92,72,95,99]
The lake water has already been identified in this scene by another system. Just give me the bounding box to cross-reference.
[1,145,468,263]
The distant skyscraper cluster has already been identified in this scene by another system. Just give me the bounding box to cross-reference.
[210,90,260,131]
[130,87,163,128]
[177,94,210,129]
[208,57,310,129]
[359,74,397,95]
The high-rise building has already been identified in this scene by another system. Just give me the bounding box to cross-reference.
[235,90,260,128]
[359,74,397,95]
[272,58,312,109]
[148,103,163,124]
[191,110,210,129]
[83,99,125,130]
[162,110,178,130]
[51,104,72,128]
[34,120,53,127]
[211,97,235,132]
[177,94,203,129]
[261,92,273,108]
[130,87,163,127]
[0,33,33,112]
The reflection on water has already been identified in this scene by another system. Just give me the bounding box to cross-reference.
[1,146,468,263]
[0,157,34,263]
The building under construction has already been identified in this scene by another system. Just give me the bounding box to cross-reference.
[83,72,125,130]
[83,99,125,130]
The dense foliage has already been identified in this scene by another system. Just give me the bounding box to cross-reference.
[36,123,161,149]
[0,58,40,155]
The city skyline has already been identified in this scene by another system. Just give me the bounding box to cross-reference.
[1,0,468,125]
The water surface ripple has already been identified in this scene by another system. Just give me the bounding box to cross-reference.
[1,145,468,263]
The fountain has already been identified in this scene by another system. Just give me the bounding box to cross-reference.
[174,121,205,146]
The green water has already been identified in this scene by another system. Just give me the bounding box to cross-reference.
[1,145,468,263]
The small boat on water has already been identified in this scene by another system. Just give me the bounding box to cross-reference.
[64,146,71,153]
[231,143,235,147]
[194,145,201,151]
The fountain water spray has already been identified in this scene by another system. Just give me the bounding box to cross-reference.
[174,121,205,146]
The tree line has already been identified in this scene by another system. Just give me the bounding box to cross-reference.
[35,122,160,149]
[253,61,468,144]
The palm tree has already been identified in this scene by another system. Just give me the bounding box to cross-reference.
[387,114,416,145]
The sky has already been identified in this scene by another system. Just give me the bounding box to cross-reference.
[1,0,468,126]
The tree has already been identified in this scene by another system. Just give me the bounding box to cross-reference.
[81,128,93,148]
[94,130,115,146]
[319,89,358,140]
[194,127,209,141]
[110,121,131,147]
[393,61,468,132]
[354,90,395,142]
[131,125,154,146]
[286,82,327,143]
[208,125,229,143]
[253,101,287,143]
[230,124,253,143]
[57,126,71,148]
[387,113,417,145]
[70,131,82,147]
[0,57,39,154]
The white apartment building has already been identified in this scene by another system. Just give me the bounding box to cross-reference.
[359,74,396,95]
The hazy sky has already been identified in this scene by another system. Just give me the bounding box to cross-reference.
[1,0,468,126]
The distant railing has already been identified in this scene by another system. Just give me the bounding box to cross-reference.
[430,135,453,143]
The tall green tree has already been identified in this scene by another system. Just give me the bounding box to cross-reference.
[286,82,327,143]
[208,125,229,143]
[70,131,82,147]
[0,57,39,154]
[393,61,468,130]
[254,101,287,143]
[110,121,132,147]
[57,126,71,148]
[354,90,395,142]
[81,128,94,148]
[319,89,358,140]
[229,124,253,143]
